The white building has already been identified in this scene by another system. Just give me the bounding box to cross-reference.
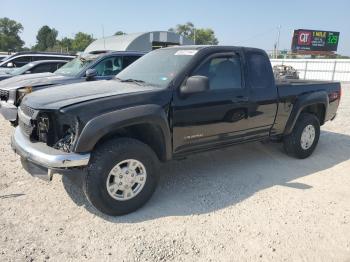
[85,31,194,53]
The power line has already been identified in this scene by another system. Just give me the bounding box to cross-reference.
[233,27,277,45]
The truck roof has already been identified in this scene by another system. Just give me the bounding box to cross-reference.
[160,45,265,54]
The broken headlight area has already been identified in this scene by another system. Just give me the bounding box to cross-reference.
[53,121,80,153]
[54,129,75,152]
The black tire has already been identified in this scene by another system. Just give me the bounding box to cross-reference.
[83,138,159,216]
[283,113,320,159]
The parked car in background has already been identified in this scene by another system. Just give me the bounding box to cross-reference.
[0,55,10,62]
[0,60,68,81]
[0,51,75,74]
[273,65,299,80]
[0,51,145,124]
[11,46,341,216]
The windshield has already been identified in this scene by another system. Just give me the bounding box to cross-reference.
[116,49,197,88]
[9,63,34,76]
[55,54,99,76]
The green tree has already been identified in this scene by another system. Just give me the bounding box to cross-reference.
[169,22,218,45]
[34,25,58,51]
[59,37,73,52]
[169,22,194,38]
[0,17,24,51]
[193,28,218,45]
[114,31,126,36]
[71,32,94,52]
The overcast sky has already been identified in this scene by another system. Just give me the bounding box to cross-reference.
[1,0,349,55]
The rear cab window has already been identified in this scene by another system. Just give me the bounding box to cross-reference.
[246,51,274,89]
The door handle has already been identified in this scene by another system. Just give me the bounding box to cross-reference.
[234,96,249,102]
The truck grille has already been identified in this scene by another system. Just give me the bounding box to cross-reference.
[18,104,37,137]
[20,103,35,117]
[0,89,9,101]
[19,119,34,136]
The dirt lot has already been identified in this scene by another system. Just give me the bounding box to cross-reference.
[1,84,350,262]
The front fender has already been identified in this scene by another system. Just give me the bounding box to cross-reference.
[73,104,172,160]
[284,91,329,135]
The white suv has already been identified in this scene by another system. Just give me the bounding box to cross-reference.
[0,52,75,73]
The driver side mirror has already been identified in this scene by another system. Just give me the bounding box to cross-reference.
[6,62,14,68]
[85,69,97,81]
[180,76,209,96]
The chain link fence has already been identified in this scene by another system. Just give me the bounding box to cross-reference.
[270,59,350,82]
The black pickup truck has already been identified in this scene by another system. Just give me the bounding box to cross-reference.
[11,46,341,216]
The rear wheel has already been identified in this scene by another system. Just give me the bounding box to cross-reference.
[83,138,159,216]
[283,113,320,159]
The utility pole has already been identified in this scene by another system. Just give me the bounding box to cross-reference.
[274,25,281,58]
[102,25,106,49]
[193,28,196,45]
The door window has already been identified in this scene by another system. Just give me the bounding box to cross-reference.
[32,56,71,61]
[11,56,32,67]
[93,57,123,76]
[31,63,53,73]
[48,62,65,72]
[192,56,242,90]
[32,56,54,61]
[55,62,66,71]
[123,56,140,68]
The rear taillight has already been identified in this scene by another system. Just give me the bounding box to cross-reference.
[329,88,341,102]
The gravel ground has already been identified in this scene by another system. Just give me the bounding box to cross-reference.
[1,84,350,262]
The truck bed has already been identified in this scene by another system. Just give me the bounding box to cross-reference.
[272,80,341,135]
[276,80,341,102]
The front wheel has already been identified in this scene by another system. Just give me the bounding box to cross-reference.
[83,138,159,216]
[283,113,320,159]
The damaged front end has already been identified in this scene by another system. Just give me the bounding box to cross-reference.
[14,106,90,181]
[31,110,81,154]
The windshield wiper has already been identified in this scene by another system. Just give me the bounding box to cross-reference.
[117,78,147,86]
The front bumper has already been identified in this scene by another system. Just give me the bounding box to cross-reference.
[0,101,17,121]
[11,127,90,169]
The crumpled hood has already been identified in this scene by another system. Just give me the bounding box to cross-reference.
[22,79,157,110]
[0,73,72,91]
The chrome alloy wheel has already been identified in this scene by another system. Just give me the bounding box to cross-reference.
[300,124,316,150]
[106,159,147,201]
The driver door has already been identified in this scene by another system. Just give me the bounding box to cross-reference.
[172,52,251,155]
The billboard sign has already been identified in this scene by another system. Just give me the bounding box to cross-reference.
[291,29,340,52]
